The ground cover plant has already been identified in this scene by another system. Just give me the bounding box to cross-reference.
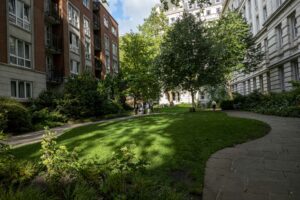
[10,106,270,198]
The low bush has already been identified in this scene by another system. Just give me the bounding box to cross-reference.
[220,100,234,110]
[32,90,62,111]
[31,108,67,130]
[101,100,124,115]
[0,98,32,134]
[231,82,300,117]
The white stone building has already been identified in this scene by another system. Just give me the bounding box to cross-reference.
[223,0,300,95]
[157,0,224,106]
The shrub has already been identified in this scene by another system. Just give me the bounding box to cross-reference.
[58,73,104,119]
[220,100,234,110]
[32,108,67,130]
[0,113,7,132]
[32,90,62,111]
[102,100,124,115]
[40,129,80,183]
[0,98,32,134]
[0,186,50,200]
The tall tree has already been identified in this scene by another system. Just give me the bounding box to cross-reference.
[156,13,213,110]
[120,32,161,109]
[208,11,264,98]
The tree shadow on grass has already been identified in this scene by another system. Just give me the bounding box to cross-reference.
[12,112,270,199]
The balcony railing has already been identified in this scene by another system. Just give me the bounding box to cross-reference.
[93,1,100,11]
[93,14,100,30]
[45,34,62,54]
[44,2,60,24]
[46,68,63,84]
[94,36,101,51]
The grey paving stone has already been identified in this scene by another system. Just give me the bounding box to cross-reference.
[203,111,300,200]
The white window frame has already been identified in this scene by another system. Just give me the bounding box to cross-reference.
[68,3,80,29]
[9,0,31,31]
[83,0,90,8]
[104,16,109,28]
[85,38,91,60]
[276,24,283,48]
[83,17,91,37]
[112,26,117,36]
[292,61,299,81]
[70,60,80,75]
[9,37,31,68]
[289,12,298,41]
[11,79,32,99]
[69,32,80,54]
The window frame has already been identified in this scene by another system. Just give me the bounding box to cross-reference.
[8,0,31,31]
[9,37,31,68]
[68,3,80,29]
[10,79,32,99]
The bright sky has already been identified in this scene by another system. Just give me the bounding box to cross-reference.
[109,0,160,35]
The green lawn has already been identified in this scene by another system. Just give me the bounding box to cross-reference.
[12,108,270,196]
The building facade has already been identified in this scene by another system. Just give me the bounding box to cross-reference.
[0,0,119,100]
[223,0,300,95]
[157,0,224,106]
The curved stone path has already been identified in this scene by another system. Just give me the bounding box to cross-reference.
[203,111,300,200]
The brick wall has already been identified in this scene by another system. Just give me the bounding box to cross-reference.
[0,1,7,63]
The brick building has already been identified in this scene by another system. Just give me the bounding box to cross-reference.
[0,0,119,100]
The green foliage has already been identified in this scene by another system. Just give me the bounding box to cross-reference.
[32,90,62,111]
[120,32,161,104]
[0,113,7,132]
[232,87,300,117]
[58,73,104,119]
[32,108,67,130]
[101,99,124,115]
[40,129,80,182]
[220,100,234,110]
[156,13,212,108]
[0,97,32,134]
[62,179,98,200]
[0,186,50,200]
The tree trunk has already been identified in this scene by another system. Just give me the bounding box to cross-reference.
[190,89,196,112]
[226,80,233,100]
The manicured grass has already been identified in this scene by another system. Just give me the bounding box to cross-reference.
[12,109,270,197]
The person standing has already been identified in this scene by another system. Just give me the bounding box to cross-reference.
[212,101,217,111]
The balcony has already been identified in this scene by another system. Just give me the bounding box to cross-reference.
[46,68,63,84]
[44,2,60,24]
[45,34,62,54]
[94,36,101,51]
[93,14,100,31]
[93,1,100,11]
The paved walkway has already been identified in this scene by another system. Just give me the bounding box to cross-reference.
[203,111,300,200]
[5,115,142,148]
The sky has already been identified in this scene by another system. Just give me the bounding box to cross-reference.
[108,0,160,35]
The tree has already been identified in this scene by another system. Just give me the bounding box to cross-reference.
[120,32,161,109]
[208,11,264,98]
[156,13,213,111]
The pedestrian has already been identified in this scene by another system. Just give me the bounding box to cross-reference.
[212,100,217,111]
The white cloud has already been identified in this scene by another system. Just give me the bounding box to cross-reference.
[118,0,159,35]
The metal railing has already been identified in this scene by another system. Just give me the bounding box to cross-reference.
[46,68,63,84]
[94,36,101,51]
[45,34,62,53]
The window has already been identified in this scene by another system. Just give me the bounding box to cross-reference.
[267,72,271,92]
[112,26,117,36]
[243,82,246,95]
[9,37,31,68]
[289,12,298,41]
[291,61,299,81]
[113,59,118,73]
[276,24,283,48]
[70,60,80,75]
[9,0,31,31]
[69,32,79,54]
[11,80,32,99]
[83,0,89,8]
[83,18,90,37]
[105,55,110,73]
[256,15,260,32]
[104,17,109,28]
[68,4,79,28]
[253,77,257,90]
[263,6,267,22]
[112,43,118,56]
[104,35,110,51]
[259,75,264,92]
[247,79,251,93]
[206,10,211,16]
[278,66,285,91]
[215,0,220,3]
[85,39,91,60]
[276,0,282,8]
[216,8,221,14]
